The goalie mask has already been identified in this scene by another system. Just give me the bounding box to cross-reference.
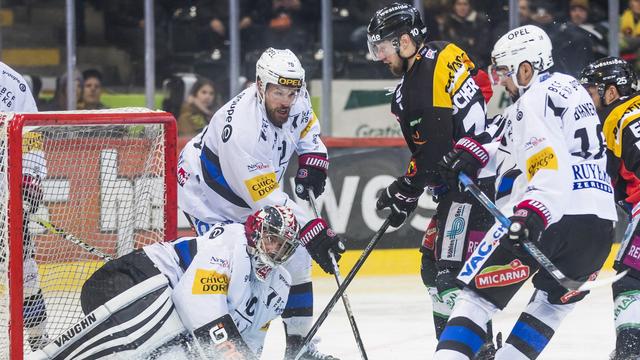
[245,205,300,281]
[579,56,637,105]
[490,25,554,97]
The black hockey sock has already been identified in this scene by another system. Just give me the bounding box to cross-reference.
[437,316,487,359]
[505,312,554,360]
[616,328,640,358]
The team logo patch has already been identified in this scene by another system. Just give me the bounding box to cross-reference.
[526,147,558,180]
[474,259,530,289]
[221,124,233,143]
[177,167,190,186]
[524,136,546,150]
[422,218,437,250]
[406,158,417,177]
[192,269,229,295]
[244,172,279,201]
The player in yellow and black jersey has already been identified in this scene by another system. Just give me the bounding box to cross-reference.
[580,56,640,360]
[367,3,499,356]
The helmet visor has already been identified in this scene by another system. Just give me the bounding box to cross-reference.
[367,35,399,61]
[488,64,512,86]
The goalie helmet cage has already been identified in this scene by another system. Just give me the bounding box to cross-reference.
[0,109,177,359]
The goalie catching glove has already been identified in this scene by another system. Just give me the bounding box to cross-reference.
[295,153,329,200]
[299,218,345,274]
[376,177,423,227]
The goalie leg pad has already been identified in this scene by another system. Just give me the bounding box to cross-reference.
[37,275,183,360]
[80,249,161,314]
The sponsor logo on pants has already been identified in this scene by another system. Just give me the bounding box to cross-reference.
[474,259,530,289]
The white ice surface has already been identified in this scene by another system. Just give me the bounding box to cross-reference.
[260,274,616,360]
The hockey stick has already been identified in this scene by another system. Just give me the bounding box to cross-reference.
[307,189,368,360]
[295,217,391,360]
[458,173,627,292]
[32,218,114,261]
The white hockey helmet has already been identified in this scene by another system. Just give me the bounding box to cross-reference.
[490,25,554,95]
[255,48,305,101]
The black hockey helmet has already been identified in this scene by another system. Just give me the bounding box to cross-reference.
[579,56,637,101]
[367,2,427,61]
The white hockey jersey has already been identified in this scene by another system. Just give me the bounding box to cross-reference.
[0,61,37,112]
[487,72,616,224]
[177,85,326,226]
[143,223,291,355]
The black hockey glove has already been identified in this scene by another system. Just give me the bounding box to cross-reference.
[299,218,345,274]
[500,201,549,258]
[376,177,423,227]
[438,137,489,192]
[295,153,329,200]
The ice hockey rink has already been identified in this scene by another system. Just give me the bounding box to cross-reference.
[261,273,616,360]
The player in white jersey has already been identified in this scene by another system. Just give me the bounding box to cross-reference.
[32,205,301,360]
[435,25,616,360]
[177,48,343,359]
[0,61,38,112]
[0,61,50,351]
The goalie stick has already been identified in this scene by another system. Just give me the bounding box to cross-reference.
[307,189,368,360]
[32,218,114,261]
[295,217,391,360]
[458,172,627,292]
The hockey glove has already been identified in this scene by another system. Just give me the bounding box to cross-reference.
[22,174,43,215]
[376,177,423,227]
[295,153,329,200]
[500,201,548,258]
[438,137,489,192]
[299,218,345,274]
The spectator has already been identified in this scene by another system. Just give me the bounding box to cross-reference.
[552,0,607,77]
[441,0,492,68]
[39,71,83,111]
[79,69,107,110]
[244,0,318,53]
[621,0,640,71]
[177,77,218,136]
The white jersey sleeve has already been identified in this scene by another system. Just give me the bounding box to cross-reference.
[0,61,37,112]
[292,89,327,157]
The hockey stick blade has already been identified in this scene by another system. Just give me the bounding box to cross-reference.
[307,189,369,360]
[294,218,390,360]
[575,269,628,291]
[33,218,113,261]
[458,173,622,291]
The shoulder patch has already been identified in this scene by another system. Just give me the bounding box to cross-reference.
[244,172,279,201]
[192,269,229,295]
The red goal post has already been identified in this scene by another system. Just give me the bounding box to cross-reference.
[0,109,177,359]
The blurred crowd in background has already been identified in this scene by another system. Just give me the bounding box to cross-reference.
[3,0,640,136]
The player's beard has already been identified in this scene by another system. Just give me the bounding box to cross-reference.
[386,57,404,77]
[266,103,290,127]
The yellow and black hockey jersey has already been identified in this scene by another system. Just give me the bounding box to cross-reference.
[601,92,640,205]
[391,41,489,189]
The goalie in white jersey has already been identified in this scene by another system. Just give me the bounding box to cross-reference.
[435,25,616,360]
[178,48,344,359]
[32,205,300,360]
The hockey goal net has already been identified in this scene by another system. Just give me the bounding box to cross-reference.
[0,109,177,359]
